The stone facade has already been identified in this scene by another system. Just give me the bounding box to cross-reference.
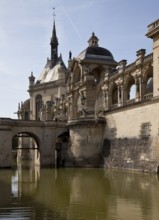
[16,18,159,172]
[0,119,66,167]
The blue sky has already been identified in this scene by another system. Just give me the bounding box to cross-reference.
[0,0,159,118]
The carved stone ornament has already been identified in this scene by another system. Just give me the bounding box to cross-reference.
[84,66,90,74]
[115,77,123,86]
[101,84,108,91]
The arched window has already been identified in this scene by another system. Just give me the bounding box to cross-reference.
[73,66,81,84]
[145,77,153,94]
[35,95,42,120]
[143,67,153,99]
[111,83,118,105]
[92,67,101,83]
[129,84,136,99]
[126,75,135,101]
[145,73,153,94]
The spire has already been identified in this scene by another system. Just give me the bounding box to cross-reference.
[50,8,58,67]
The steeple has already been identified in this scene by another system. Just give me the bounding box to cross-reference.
[50,8,58,68]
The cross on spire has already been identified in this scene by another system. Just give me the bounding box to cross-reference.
[53,7,56,19]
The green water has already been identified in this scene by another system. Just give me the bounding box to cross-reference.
[0,165,159,220]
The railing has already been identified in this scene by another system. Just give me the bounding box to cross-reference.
[148,19,159,32]
[126,99,135,105]
[110,104,118,109]
[125,62,135,72]
[144,93,153,100]
[143,53,153,63]
[108,94,153,110]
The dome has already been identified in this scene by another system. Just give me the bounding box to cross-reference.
[78,46,115,62]
[37,57,66,84]
[77,32,116,64]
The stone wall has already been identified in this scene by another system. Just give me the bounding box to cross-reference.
[67,120,105,167]
[103,100,159,172]
[0,119,67,168]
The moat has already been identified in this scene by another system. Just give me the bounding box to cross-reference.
[0,164,159,220]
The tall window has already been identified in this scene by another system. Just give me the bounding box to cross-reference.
[35,95,42,120]
[93,68,100,83]
[112,83,118,105]
[145,76,153,94]
[143,67,153,99]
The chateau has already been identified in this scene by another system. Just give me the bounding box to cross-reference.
[15,18,159,172]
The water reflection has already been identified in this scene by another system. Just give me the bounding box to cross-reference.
[0,165,159,220]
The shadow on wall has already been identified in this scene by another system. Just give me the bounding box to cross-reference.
[101,136,158,172]
[102,139,111,158]
[55,131,75,168]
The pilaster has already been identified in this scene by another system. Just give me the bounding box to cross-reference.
[146,19,159,97]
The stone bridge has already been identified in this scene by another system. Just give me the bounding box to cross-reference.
[0,118,66,168]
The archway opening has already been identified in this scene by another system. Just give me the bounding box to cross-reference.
[145,75,153,96]
[92,67,101,83]
[129,84,136,99]
[55,131,69,168]
[12,132,40,168]
[126,76,136,101]
[111,83,118,105]
[145,77,153,94]
[143,67,153,99]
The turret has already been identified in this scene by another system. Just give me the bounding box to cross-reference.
[28,71,35,87]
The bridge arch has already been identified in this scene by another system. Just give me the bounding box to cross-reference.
[0,118,67,168]
[12,131,41,166]
[12,131,40,148]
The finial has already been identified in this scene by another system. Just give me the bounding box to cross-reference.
[53,7,56,19]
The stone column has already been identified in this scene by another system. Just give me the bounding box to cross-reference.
[68,96,73,120]
[116,78,123,107]
[136,49,146,65]
[146,19,159,97]
[117,85,122,106]
[118,60,127,73]
[135,76,141,102]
